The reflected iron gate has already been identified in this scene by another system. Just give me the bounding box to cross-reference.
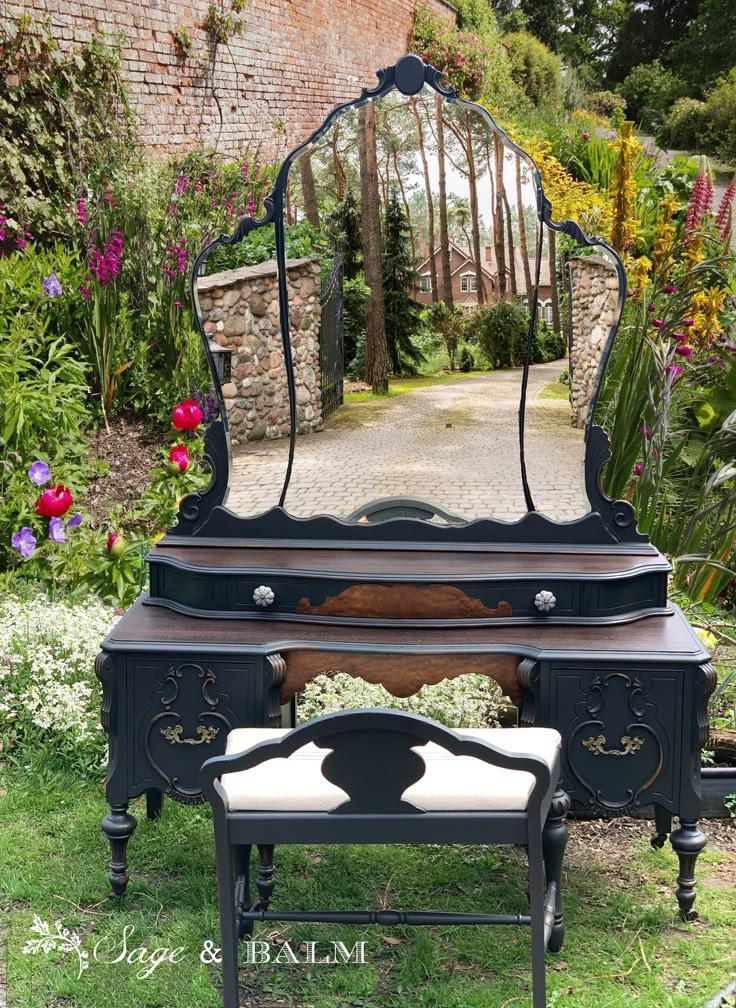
[319,254,344,419]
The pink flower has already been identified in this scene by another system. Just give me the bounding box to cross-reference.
[639,425,651,440]
[672,331,687,342]
[666,363,683,382]
[581,132,590,140]
[35,485,73,518]
[168,444,190,473]
[77,196,87,227]
[172,398,202,432]
[194,177,203,193]
[675,344,693,357]
[80,283,91,301]
[684,170,713,236]
[175,175,189,196]
[715,179,736,244]
[107,532,125,557]
[652,319,663,328]
[632,464,643,477]
[682,319,694,327]
[663,284,675,294]
[647,304,656,312]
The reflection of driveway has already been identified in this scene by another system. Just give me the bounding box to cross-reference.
[228,361,587,522]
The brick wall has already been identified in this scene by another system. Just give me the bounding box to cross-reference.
[8,0,456,157]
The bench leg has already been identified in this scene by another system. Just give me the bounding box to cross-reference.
[670,818,706,921]
[650,804,672,849]
[215,840,239,1008]
[234,845,253,940]
[542,786,570,954]
[528,828,547,1008]
[255,844,275,911]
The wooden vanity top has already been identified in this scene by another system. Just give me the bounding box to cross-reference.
[150,543,670,579]
[106,596,706,663]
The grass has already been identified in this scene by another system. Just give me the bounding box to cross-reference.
[345,371,492,402]
[1,768,735,1008]
[538,380,570,401]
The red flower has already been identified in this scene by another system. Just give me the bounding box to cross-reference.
[107,532,125,557]
[172,398,202,431]
[35,485,73,518]
[168,444,190,473]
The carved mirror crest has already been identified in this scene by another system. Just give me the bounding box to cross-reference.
[177,53,643,546]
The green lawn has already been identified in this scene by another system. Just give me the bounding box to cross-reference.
[1,769,735,1008]
[345,371,492,402]
[538,379,570,401]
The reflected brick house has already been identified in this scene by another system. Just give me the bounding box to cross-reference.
[414,243,554,321]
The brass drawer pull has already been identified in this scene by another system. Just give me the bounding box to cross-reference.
[160,724,220,745]
[582,734,644,757]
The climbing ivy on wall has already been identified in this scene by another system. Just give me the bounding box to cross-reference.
[0,15,137,243]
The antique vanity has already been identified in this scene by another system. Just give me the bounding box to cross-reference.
[97,55,714,918]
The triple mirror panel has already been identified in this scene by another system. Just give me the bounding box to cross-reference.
[193,64,623,528]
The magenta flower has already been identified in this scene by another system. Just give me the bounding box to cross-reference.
[652,319,663,328]
[80,283,91,301]
[581,132,590,140]
[48,516,66,544]
[28,460,51,486]
[639,425,651,440]
[632,464,643,477]
[67,512,83,529]
[77,196,87,227]
[672,331,686,342]
[11,527,36,559]
[684,170,713,236]
[194,177,203,193]
[663,284,675,294]
[682,319,694,327]
[647,304,655,312]
[42,272,62,297]
[715,180,736,244]
[675,344,693,358]
[666,363,683,382]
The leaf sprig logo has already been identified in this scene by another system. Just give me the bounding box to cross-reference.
[22,916,89,980]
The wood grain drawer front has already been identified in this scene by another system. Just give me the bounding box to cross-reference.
[553,666,680,814]
[129,657,266,804]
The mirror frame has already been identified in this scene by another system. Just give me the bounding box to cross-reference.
[171,53,647,549]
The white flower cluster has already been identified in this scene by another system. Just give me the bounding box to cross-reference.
[298,671,504,729]
[0,592,117,765]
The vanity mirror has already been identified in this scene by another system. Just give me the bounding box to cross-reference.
[183,53,629,538]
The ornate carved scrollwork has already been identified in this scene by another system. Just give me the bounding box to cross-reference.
[567,670,667,812]
[517,658,540,727]
[266,653,287,726]
[695,662,717,751]
[142,662,234,805]
[95,650,116,735]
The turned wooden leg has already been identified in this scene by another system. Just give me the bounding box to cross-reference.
[650,804,672,849]
[146,789,163,821]
[234,844,253,940]
[101,803,138,899]
[542,786,570,954]
[254,845,275,912]
[670,819,707,921]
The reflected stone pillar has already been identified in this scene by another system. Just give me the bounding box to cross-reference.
[567,255,619,429]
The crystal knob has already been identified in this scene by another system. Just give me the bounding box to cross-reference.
[253,585,275,608]
[534,590,556,613]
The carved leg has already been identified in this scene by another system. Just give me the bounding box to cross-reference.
[670,819,707,921]
[234,844,253,940]
[542,787,571,954]
[101,803,138,899]
[146,789,163,821]
[650,804,672,849]
[254,845,275,911]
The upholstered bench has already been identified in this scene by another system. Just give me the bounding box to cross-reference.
[201,709,569,1008]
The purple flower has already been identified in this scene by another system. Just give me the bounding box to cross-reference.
[639,425,651,440]
[682,319,694,327]
[80,283,91,301]
[666,363,683,382]
[672,332,686,342]
[581,132,590,140]
[67,512,83,529]
[647,304,656,312]
[632,464,643,477]
[663,284,675,294]
[42,272,63,298]
[675,344,693,358]
[11,527,36,559]
[652,319,664,329]
[48,516,66,544]
[28,460,51,486]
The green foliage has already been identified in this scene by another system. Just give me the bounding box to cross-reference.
[202,1,246,44]
[504,32,563,115]
[0,16,136,242]
[464,300,530,369]
[668,0,736,93]
[344,274,371,378]
[458,344,475,372]
[381,189,425,376]
[519,0,564,50]
[620,62,689,131]
[661,98,714,153]
[584,89,627,117]
[425,301,464,371]
[661,72,736,164]
[533,320,567,362]
[205,219,322,274]
[326,188,363,280]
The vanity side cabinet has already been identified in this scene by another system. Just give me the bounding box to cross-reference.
[547,663,683,815]
[97,648,286,808]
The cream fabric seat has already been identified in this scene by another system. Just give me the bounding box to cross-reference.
[223,726,561,813]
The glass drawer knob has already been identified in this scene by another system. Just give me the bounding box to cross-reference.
[253,585,275,607]
[534,590,556,613]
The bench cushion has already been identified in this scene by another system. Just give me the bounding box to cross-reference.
[222,727,561,813]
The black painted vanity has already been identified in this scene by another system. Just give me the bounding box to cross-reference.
[97,54,715,918]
